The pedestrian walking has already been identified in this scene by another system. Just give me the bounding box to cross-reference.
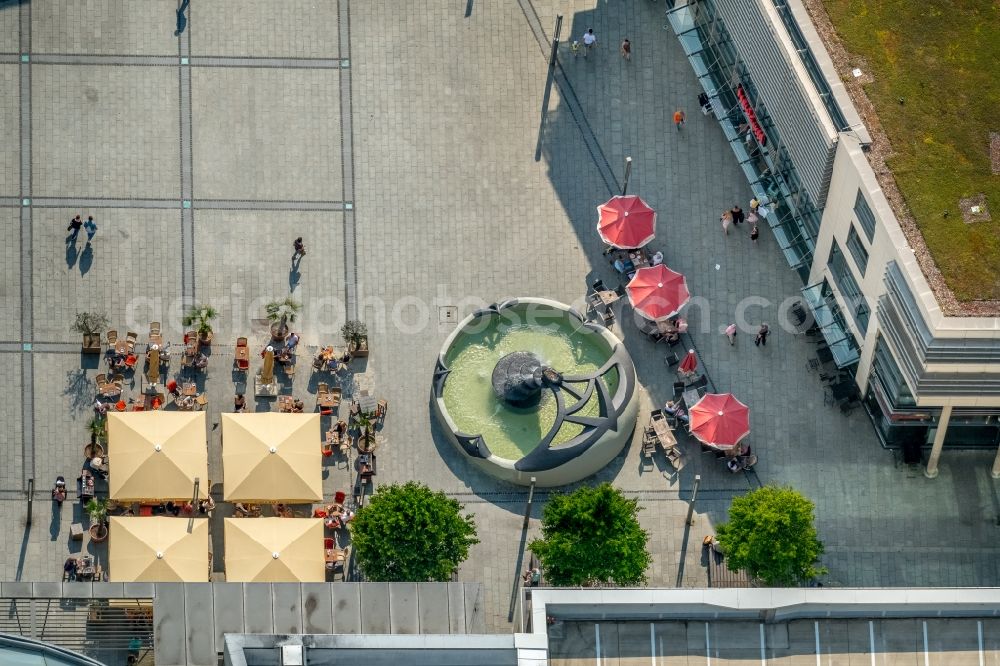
[570,40,580,57]
[750,223,759,244]
[67,215,82,242]
[725,323,737,345]
[730,204,744,225]
[582,29,597,57]
[755,323,770,347]
[673,109,686,130]
[721,210,732,235]
[749,198,760,215]
[83,216,97,243]
[292,237,306,260]
[620,38,631,61]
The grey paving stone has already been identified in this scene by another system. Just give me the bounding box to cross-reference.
[31,65,180,198]
[190,0,340,59]
[190,67,343,201]
[0,6,19,55]
[29,0,178,56]
[0,65,17,196]
[30,207,184,342]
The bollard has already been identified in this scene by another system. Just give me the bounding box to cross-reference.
[523,477,536,528]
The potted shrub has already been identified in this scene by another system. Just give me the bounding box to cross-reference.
[341,320,369,358]
[182,304,219,345]
[85,498,110,543]
[355,412,376,452]
[72,311,110,354]
[266,298,302,342]
[84,417,107,458]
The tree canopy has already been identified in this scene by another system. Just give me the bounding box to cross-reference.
[350,481,478,582]
[716,485,826,586]
[529,483,650,586]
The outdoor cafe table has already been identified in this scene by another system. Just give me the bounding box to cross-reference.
[318,392,338,409]
[114,340,128,355]
[182,382,198,397]
[277,395,295,413]
[148,334,163,347]
[682,386,703,409]
[357,395,378,414]
[596,290,620,306]
[651,417,677,448]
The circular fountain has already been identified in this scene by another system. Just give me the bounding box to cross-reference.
[432,298,638,487]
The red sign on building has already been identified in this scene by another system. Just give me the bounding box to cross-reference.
[736,85,767,147]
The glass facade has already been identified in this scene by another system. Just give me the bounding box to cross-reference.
[854,190,877,241]
[845,225,869,276]
[827,242,870,333]
[668,1,822,283]
[864,335,1000,450]
[801,280,861,367]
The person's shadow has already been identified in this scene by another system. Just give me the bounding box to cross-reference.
[65,240,79,268]
[175,0,190,36]
[79,243,94,275]
[289,264,301,291]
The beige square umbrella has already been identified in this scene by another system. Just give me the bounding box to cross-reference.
[109,516,209,582]
[222,413,322,502]
[109,411,208,502]
[224,518,325,582]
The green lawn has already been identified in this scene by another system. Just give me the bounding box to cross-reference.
[822,0,1000,302]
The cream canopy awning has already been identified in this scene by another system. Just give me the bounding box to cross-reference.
[109,516,209,582]
[224,518,325,582]
[109,411,208,501]
[222,413,322,502]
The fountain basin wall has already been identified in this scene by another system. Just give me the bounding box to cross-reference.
[432,298,638,487]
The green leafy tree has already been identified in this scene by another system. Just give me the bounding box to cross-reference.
[529,483,650,586]
[716,485,826,586]
[351,482,478,582]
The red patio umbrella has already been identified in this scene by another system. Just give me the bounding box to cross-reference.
[678,349,698,375]
[626,265,691,321]
[688,393,750,449]
[597,195,656,249]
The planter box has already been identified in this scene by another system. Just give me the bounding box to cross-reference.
[82,334,102,354]
[348,338,370,358]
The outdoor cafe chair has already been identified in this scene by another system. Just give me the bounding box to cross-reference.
[95,373,107,388]
[111,373,125,386]
[125,331,138,351]
[375,399,388,424]
[106,329,117,345]
[149,321,161,335]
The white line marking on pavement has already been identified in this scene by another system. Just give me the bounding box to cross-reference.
[595,623,601,666]
[760,622,766,665]
[869,621,876,666]
[815,621,821,666]
[979,620,985,666]
[923,621,929,666]
[706,622,712,666]
[650,622,656,666]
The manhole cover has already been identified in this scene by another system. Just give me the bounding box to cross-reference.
[439,306,458,324]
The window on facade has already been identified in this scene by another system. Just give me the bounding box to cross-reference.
[828,242,869,333]
[854,190,876,241]
[845,225,869,275]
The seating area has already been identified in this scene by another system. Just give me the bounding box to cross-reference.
[69,328,391,583]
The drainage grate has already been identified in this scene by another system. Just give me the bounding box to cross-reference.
[439,306,458,324]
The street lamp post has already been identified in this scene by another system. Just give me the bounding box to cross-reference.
[685,474,701,526]
[621,156,632,195]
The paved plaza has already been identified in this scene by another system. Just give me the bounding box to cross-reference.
[1,0,999,636]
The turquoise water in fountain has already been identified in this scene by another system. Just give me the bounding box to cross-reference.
[442,307,619,461]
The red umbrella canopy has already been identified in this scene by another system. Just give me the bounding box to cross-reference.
[626,265,691,321]
[678,349,698,374]
[597,195,656,249]
[689,393,750,449]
